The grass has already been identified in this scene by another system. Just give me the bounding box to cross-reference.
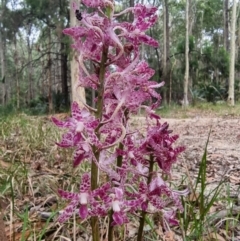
[179,132,226,240]
[0,104,239,240]
[158,101,240,118]
[0,113,76,240]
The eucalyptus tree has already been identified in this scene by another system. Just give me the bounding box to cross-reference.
[228,0,237,106]
[162,0,170,103]
[223,0,229,51]
[183,0,189,107]
[69,0,86,108]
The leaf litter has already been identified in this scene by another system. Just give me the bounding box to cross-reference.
[0,113,240,240]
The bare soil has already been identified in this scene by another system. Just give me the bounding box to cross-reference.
[163,117,240,200]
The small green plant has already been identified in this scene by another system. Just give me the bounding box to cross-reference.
[37,212,58,241]
[197,82,225,103]
[0,103,16,117]
[179,133,225,240]
[189,88,205,106]
[19,207,30,241]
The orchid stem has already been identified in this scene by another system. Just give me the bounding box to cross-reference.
[117,142,124,168]
[91,148,100,241]
[108,111,127,240]
[108,141,124,241]
[91,45,109,241]
[108,209,114,241]
[96,45,108,120]
[137,155,154,241]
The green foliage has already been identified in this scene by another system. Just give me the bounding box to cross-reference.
[26,91,69,115]
[2,7,27,40]
[196,81,225,103]
[200,44,229,79]
[53,90,69,112]
[200,0,223,33]
[0,0,235,109]
[234,50,240,72]
[27,95,48,115]
[0,91,69,117]
[189,88,205,106]
[1,76,5,83]
[202,45,213,64]
[213,47,229,78]
[180,133,225,240]
[195,44,229,102]
[177,36,195,53]
[189,52,200,72]
[0,103,16,117]
[25,0,68,25]
[37,212,58,241]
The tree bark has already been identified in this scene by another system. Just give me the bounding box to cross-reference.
[223,0,229,52]
[163,0,170,104]
[188,0,195,104]
[13,37,20,110]
[48,29,53,113]
[70,0,86,108]
[0,0,6,106]
[129,0,134,21]
[27,23,33,104]
[237,11,240,97]
[223,0,229,92]
[183,0,189,107]
[60,42,69,108]
[58,3,69,109]
[228,0,237,106]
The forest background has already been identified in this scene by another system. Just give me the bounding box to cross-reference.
[0,0,239,114]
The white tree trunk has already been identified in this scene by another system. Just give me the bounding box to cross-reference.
[70,0,86,108]
[228,0,237,106]
[183,0,189,107]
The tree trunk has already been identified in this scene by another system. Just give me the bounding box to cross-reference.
[129,0,134,21]
[183,0,189,107]
[70,0,86,108]
[0,29,5,106]
[48,29,53,113]
[27,23,33,105]
[223,0,229,51]
[60,41,69,108]
[188,0,195,105]
[237,11,240,99]
[41,55,45,97]
[224,0,229,92]
[163,0,170,104]
[58,3,69,109]
[0,0,6,106]
[13,37,20,110]
[228,0,237,106]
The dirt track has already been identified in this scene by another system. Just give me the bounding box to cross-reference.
[163,117,240,197]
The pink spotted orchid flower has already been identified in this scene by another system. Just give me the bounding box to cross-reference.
[58,173,91,222]
[54,0,188,229]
